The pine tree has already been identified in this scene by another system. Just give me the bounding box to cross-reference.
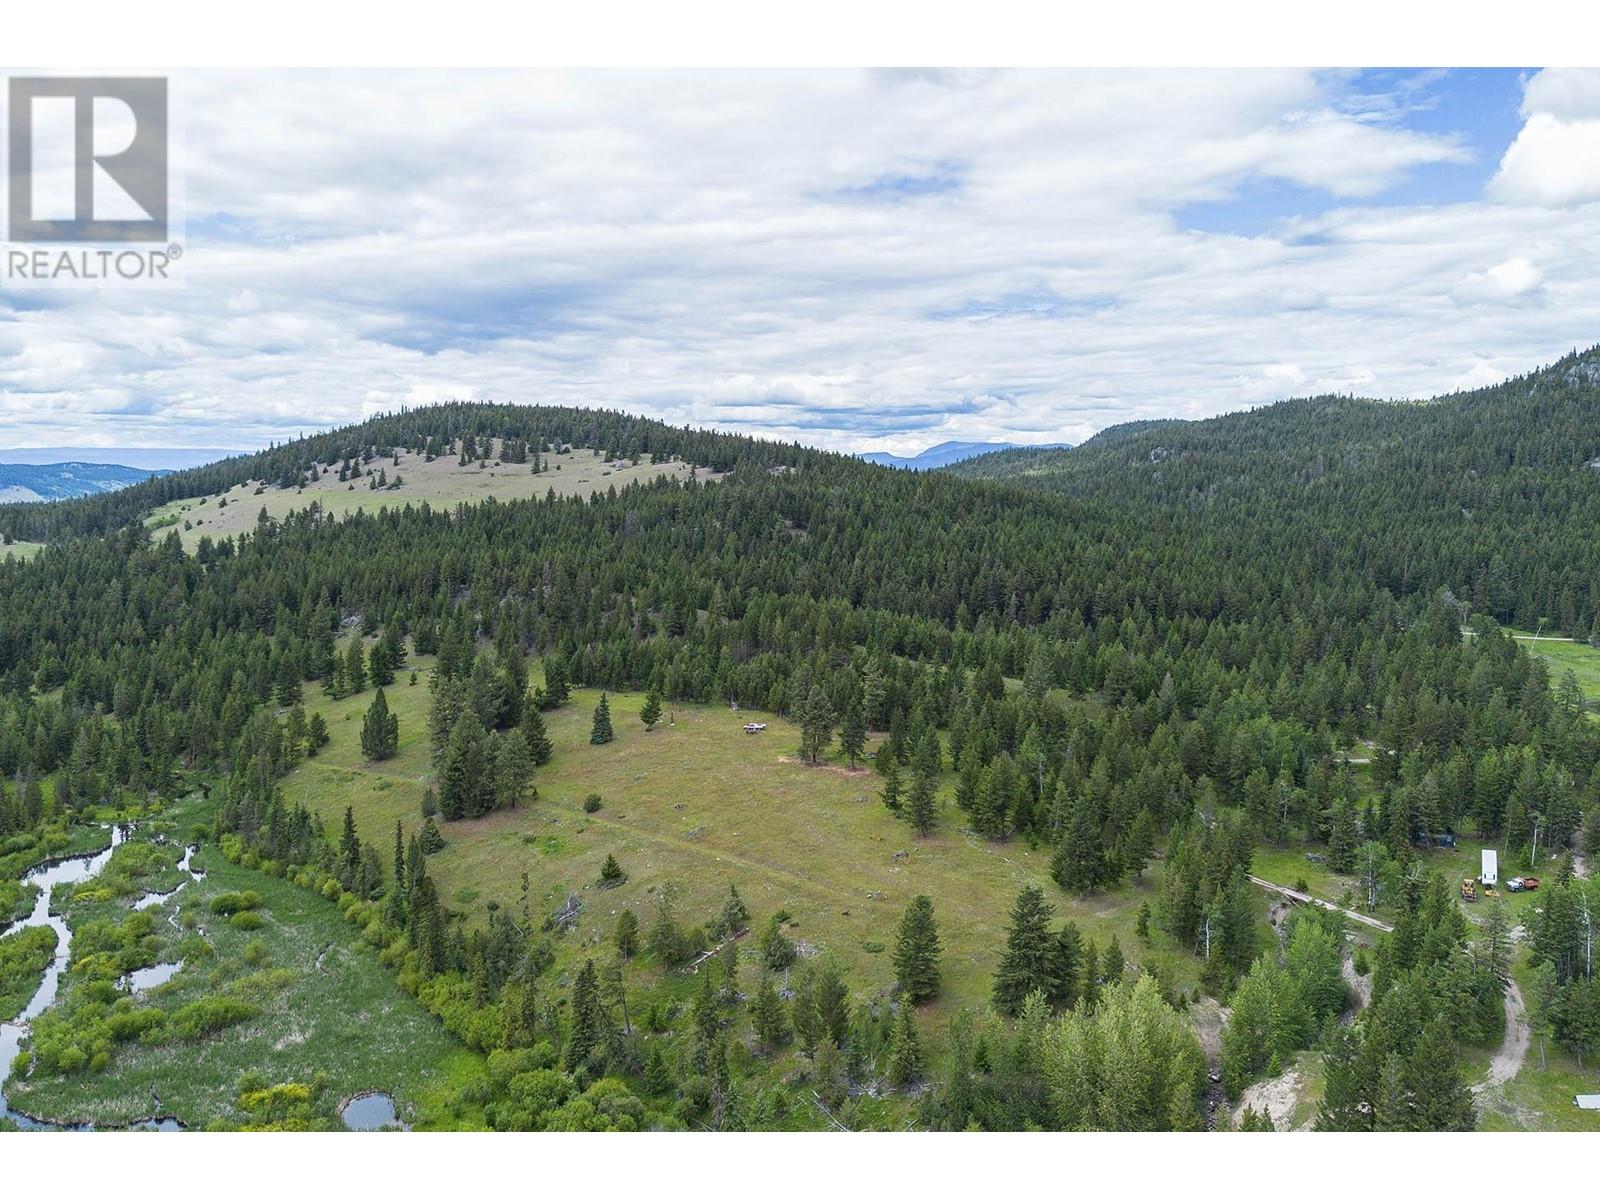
[439,713,487,820]
[1328,792,1360,873]
[360,688,399,761]
[710,884,750,939]
[493,727,535,810]
[541,655,570,708]
[1052,787,1105,893]
[419,815,445,853]
[590,692,615,745]
[892,894,943,1003]
[599,853,627,887]
[908,769,938,836]
[522,704,553,765]
[565,959,606,1071]
[615,908,639,960]
[306,711,330,755]
[1052,921,1084,1008]
[839,703,867,768]
[368,637,395,687]
[993,885,1060,1015]
[1406,1019,1477,1130]
[339,805,360,884]
[1103,934,1125,984]
[640,689,662,731]
[881,757,903,811]
[860,659,887,729]
[753,972,788,1050]
[798,685,836,764]
[759,913,796,970]
[889,1004,924,1087]
[718,937,740,1001]
[345,640,367,694]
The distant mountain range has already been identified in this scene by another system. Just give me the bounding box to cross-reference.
[860,439,1072,471]
[0,461,162,503]
[0,447,240,470]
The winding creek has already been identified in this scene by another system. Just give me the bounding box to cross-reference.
[0,826,202,1130]
[4,827,405,1131]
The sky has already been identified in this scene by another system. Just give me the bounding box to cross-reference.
[5,67,1600,459]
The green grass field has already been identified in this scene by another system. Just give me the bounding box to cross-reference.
[145,445,719,551]
[0,541,42,562]
[1504,626,1600,706]
[5,801,479,1129]
[284,653,1201,1026]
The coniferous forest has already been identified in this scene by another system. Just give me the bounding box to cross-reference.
[4,349,1600,1132]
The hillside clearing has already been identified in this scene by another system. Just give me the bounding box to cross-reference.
[145,445,720,550]
[284,660,1200,1022]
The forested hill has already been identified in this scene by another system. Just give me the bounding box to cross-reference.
[952,346,1600,637]
[0,461,158,503]
[0,403,827,545]
[5,352,1600,1129]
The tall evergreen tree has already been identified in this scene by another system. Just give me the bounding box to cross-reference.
[640,689,662,731]
[521,704,553,766]
[889,1004,924,1088]
[590,692,615,745]
[992,885,1059,1015]
[1052,788,1105,893]
[839,703,867,768]
[892,895,943,1003]
[360,688,399,761]
[908,769,938,836]
[798,685,836,764]
[541,655,571,709]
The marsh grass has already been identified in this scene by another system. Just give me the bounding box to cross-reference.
[5,808,478,1130]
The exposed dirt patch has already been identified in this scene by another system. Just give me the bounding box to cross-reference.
[1189,996,1227,1065]
[1233,1067,1311,1131]
[1341,939,1372,1013]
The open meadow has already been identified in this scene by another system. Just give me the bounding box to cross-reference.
[1504,627,1600,709]
[285,653,1204,1028]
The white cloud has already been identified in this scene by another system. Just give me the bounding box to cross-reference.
[4,69,1600,455]
[1491,69,1600,206]
[1452,256,1545,305]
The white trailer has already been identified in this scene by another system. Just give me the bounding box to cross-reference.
[1481,848,1499,886]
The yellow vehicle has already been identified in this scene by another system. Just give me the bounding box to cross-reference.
[1461,878,1478,903]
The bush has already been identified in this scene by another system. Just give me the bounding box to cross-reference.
[583,794,603,814]
[171,996,261,1040]
[230,911,266,931]
[209,890,262,916]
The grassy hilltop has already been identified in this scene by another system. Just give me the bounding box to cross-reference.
[146,445,717,551]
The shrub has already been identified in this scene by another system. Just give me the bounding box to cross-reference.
[230,911,266,931]
[583,794,603,814]
[209,890,262,916]
[171,996,261,1040]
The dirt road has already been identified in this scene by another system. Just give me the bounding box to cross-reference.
[1476,978,1529,1092]
[1247,876,1394,932]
